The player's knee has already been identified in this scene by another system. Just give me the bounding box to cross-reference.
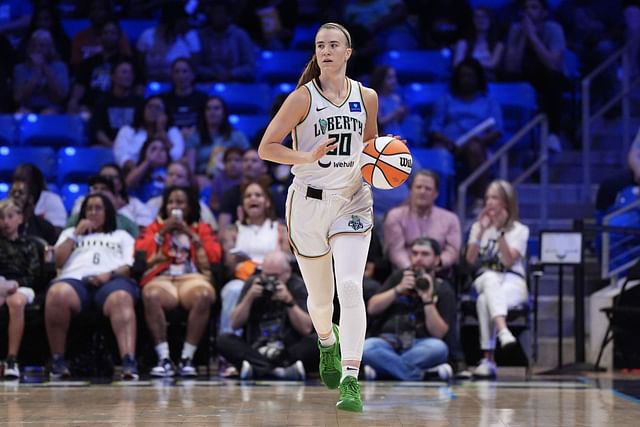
[337,280,363,308]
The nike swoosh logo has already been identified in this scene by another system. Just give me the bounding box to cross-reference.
[316,106,329,112]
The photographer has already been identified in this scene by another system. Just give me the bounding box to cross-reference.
[362,237,457,381]
[216,250,316,380]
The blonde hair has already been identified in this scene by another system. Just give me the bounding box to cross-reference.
[487,180,519,229]
[0,198,22,216]
[296,22,352,89]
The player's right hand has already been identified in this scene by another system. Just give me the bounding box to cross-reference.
[306,136,338,163]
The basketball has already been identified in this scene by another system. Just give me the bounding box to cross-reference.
[360,136,412,189]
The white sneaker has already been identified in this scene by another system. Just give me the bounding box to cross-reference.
[498,329,517,349]
[363,365,377,381]
[473,358,497,379]
[3,359,20,380]
[240,360,253,380]
[428,363,453,381]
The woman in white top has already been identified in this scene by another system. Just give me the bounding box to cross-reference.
[45,193,140,381]
[113,96,184,172]
[465,179,529,378]
[258,23,379,411]
[218,180,288,335]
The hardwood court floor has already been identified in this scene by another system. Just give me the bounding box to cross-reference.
[1,372,639,426]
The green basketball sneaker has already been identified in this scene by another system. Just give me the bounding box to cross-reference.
[336,375,363,412]
[318,323,341,389]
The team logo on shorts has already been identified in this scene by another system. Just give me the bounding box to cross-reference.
[348,215,363,231]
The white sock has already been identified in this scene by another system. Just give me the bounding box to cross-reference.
[155,342,169,361]
[341,365,359,382]
[181,342,197,360]
[319,331,336,347]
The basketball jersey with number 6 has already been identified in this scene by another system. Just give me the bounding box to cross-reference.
[291,78,367,190]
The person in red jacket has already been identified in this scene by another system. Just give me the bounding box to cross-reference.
[135,185,222,377]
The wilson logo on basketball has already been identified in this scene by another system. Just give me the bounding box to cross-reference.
[400,157,412,168]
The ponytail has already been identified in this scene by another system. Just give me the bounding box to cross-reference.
[296,54,321,89]
[295,22,352,89]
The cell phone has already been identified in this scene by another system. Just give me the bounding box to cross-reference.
[171,209,183,220]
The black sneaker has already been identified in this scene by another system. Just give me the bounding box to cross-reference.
[49,355,71,380]
[178,358,197,378]
[121,354,139,381]
[3,356,20,380]
[151,358,175,377]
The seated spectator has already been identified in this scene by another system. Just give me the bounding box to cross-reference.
[0,199,40,380]
[453,7,504,80]
[413,0,473,49]
[46,194,140,381]
[13,29,69,114]
[218,181,290,335]
[430,58,503,199]
[135,185,222,377]
[363,237,457,381]
[197,2,256,82]
[369,65,408,136]
[209,146,244,215]
[90,58,143,147]
[17,3,70,64]
[70,0,131,66]
[465,180,529,379]
[343,0,418,51]
[504,0,567,150]
[66,175,139,238]
[218,149,286,230]
[217,250,314,380]
[71,165,153,228]
[10,172,59,246]
[384,170,461,271]
[596,126,640,214]
[146,160,218,230]
[68,19,141,114]
[161,58,208,133]
[186,95,250,179]
[136,2,201,81]
[113,95,185,172]
[13,163,67,229]
[236,0,297,50]
[125,136,171,202]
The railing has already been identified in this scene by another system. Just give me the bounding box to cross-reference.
[581,37,640,201]
[456,114,549,227]
[601,198,640,281]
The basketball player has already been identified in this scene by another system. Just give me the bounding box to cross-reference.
[258,23,378,412]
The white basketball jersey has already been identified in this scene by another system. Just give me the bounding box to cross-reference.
[291,78,367,190]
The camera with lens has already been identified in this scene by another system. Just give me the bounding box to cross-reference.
[261,274,279,299]
[413,268,431,292]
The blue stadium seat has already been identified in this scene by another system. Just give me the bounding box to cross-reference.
[271,82,296,100]
[0,115,17,145]
[411,148,455,208]
[257,51,311,84]
[57,146,115,186]
[396,114,426,147]
[205,83,271,114]
[145,81,172,98]
[229,114,270,141]
[0,182,9,199]
[289,23,320,49]
[376,50,452,83]
[61,183,88,214]
[61,19,89,37]
[19,114,86,147]
[0,146,57,182]
[488,82,537,135]
[120,20,156,43]
[403,82,448,116]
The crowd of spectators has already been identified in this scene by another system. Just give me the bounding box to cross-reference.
[0,0,637,382]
